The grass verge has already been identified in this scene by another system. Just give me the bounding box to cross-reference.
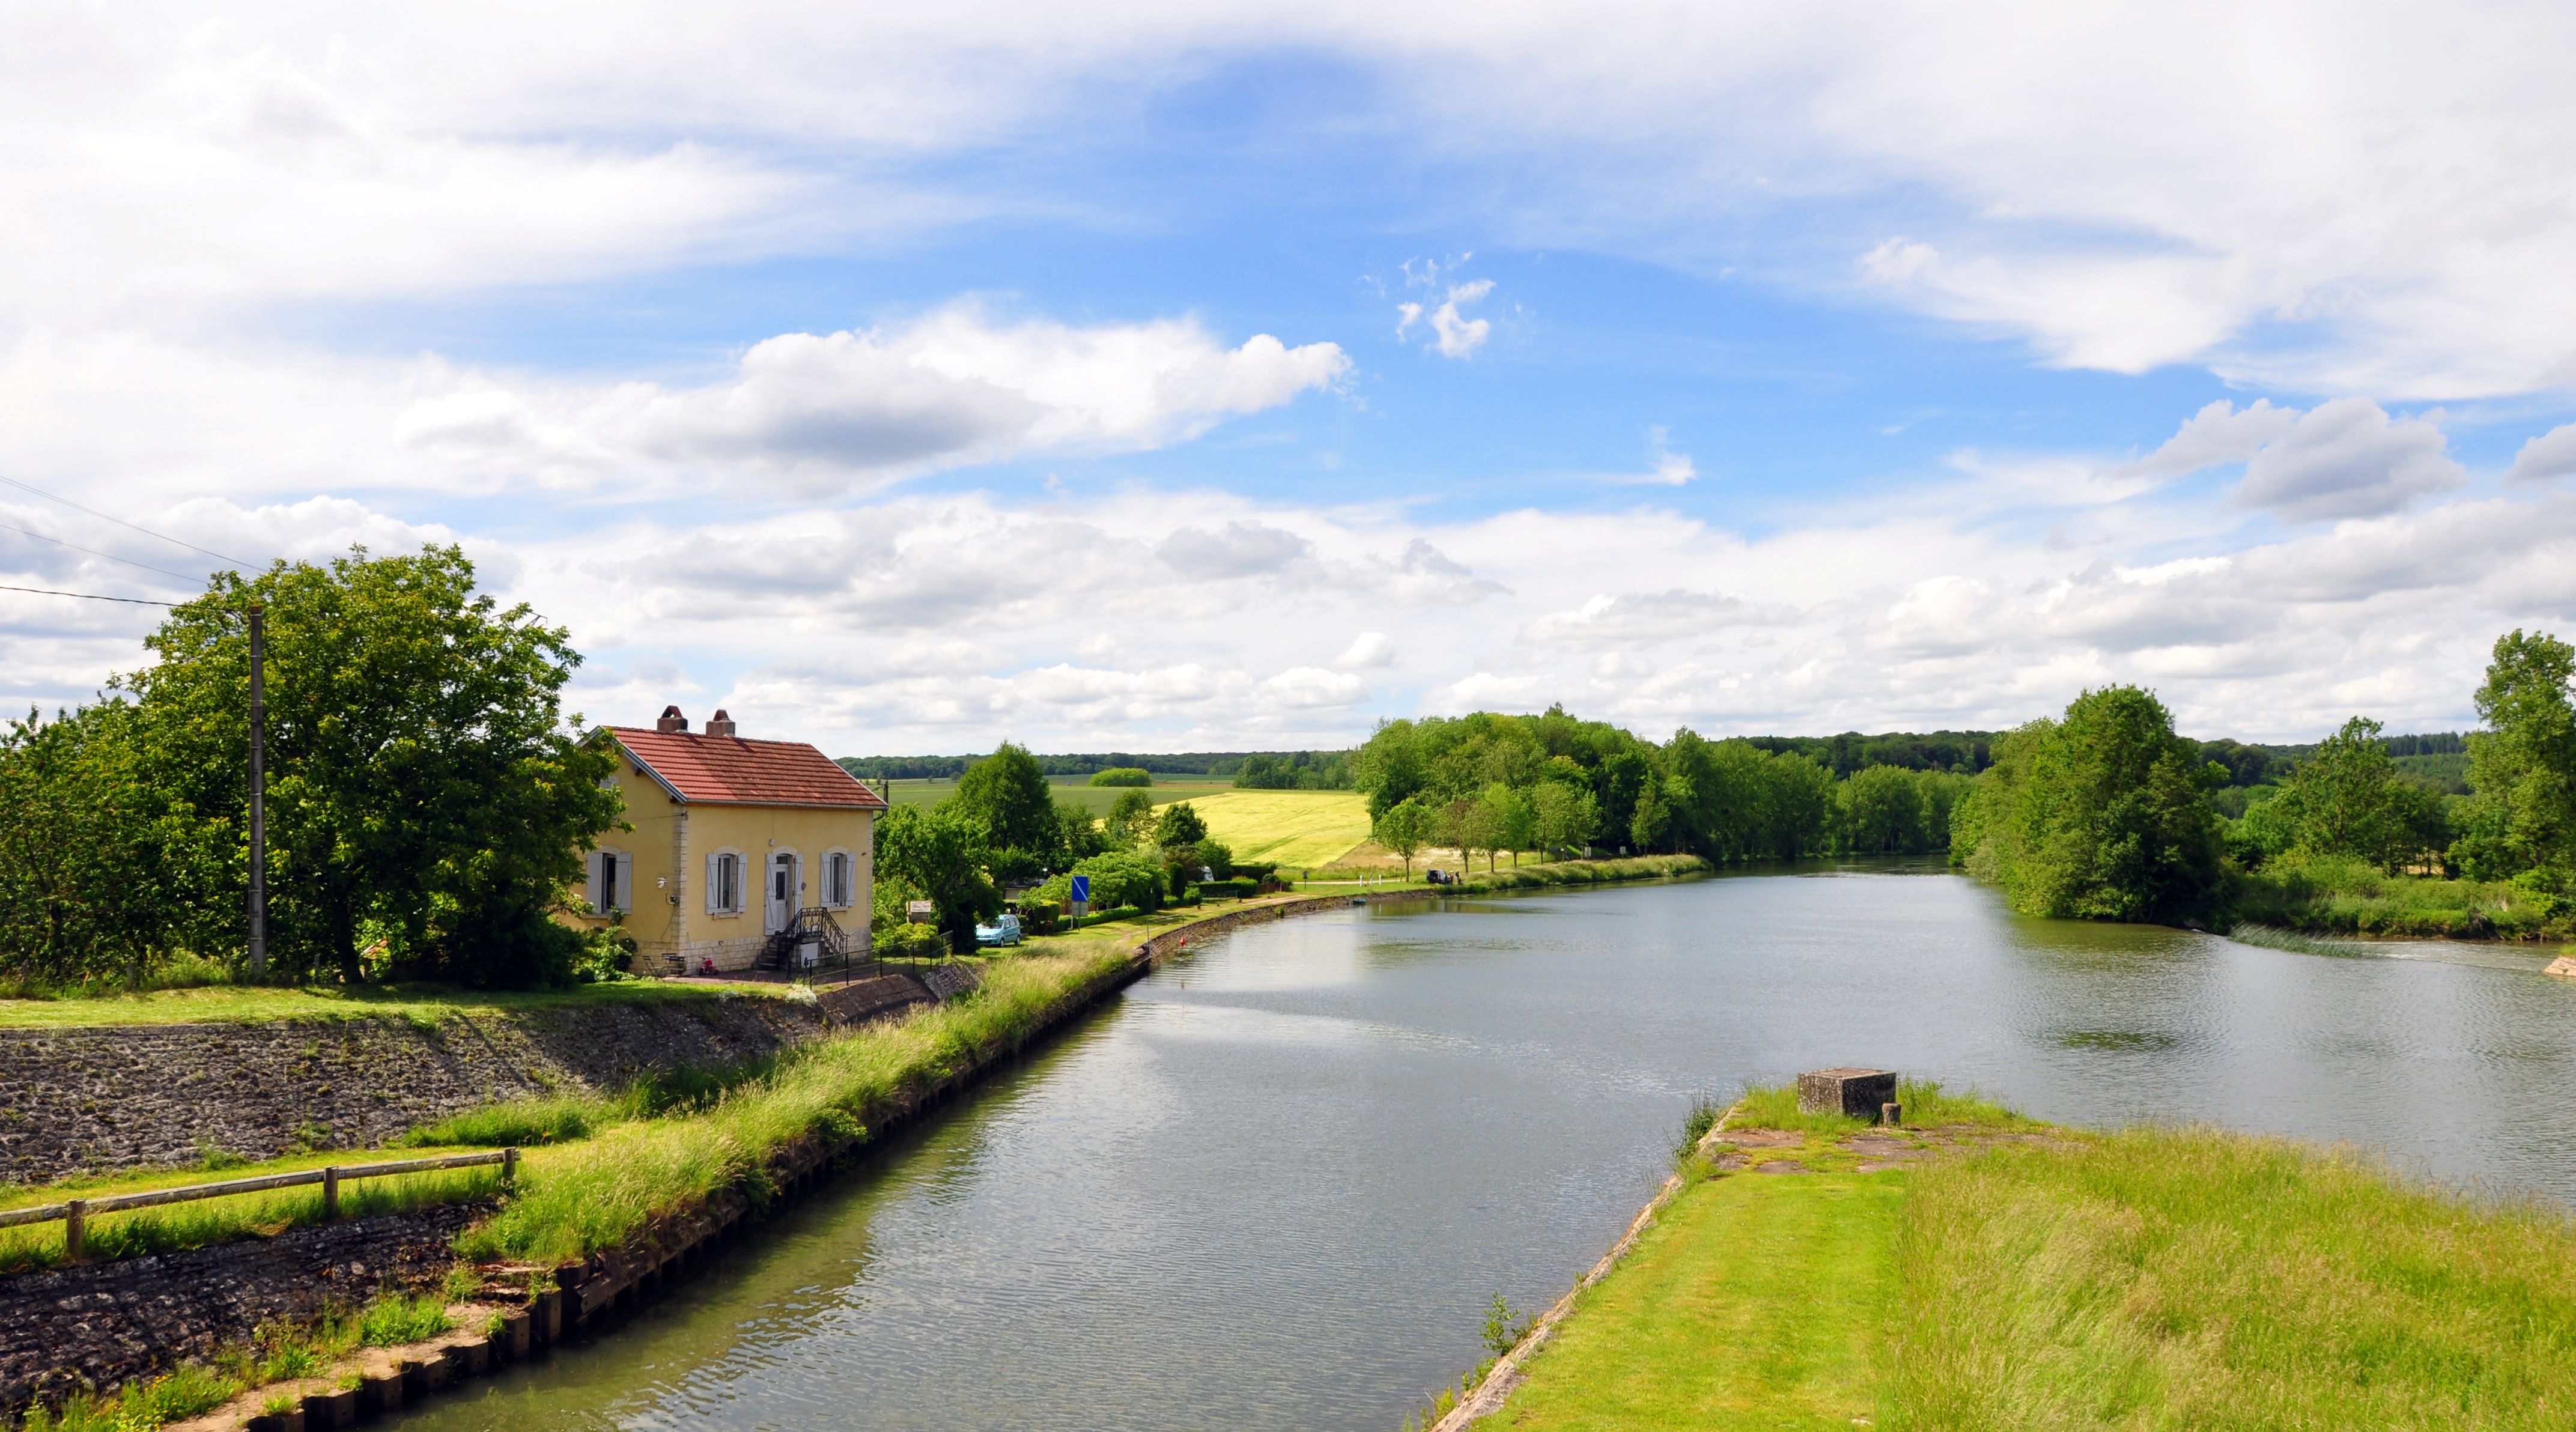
[457,945,1134,1264]
[1488,1084,2576,1431]
[0,977,800,1031]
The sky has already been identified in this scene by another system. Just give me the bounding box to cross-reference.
[5,1,2576,754]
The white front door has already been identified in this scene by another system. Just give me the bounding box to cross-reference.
[767,853,795,933]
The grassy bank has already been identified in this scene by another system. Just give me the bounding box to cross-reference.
[457,945,1134,1263]
[2226,855,2571,940]
[1484,1086,2576,1430]
[0,976,803,1030]
[1439,854,1709,894]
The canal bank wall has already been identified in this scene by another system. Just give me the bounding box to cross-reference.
[0,980,943,1185]
[13,858,1709,1426]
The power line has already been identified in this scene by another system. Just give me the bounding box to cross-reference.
[0,517,203,584]
[0,583,176,606]
[0,474,253,569]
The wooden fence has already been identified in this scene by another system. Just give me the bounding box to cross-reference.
[0,1148,517,1258]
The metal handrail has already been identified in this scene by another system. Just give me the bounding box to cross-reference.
[0,1147,517,1258]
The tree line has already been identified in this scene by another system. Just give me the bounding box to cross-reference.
[1353,707,1974,873]
[0,548,622,991]
[869,743,1269,949]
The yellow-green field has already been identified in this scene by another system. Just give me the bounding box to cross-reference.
[1183,789,1374,867]
[879,775,1237,816]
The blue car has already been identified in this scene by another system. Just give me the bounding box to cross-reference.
[974,912,1023,947]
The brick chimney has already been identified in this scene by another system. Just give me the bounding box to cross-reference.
[655,705,688,733]
[705,708,738,738]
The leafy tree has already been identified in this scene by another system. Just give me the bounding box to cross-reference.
[953,742,1059,861]
[124,547,621,986]
[1087,767,1152,787]
[0,703,192,988]
[1483,783,1538,866]
[1530,780,1599,858]
[1103,789,1156,846]
[2246,717,2453,873]
[1841,764,1928,854]
[1056,796,1110,863]
[1953,687,2220,923]
[1033,850,1164,914]
[1354,719,1430,819]
[1153,801,1209,849]
[872,803,1000,952]
[2457,630,2576,881]
[1373,795,1436,876]
[1233,753,1298,789]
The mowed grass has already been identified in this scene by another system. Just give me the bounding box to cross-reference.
[0,977,797,1030]
[1493,1090,2576,1431]
[1186,789,1373,867]
[1495,1171,1900,1431]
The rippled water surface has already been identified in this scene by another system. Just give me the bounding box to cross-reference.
[396,866,2576,1431]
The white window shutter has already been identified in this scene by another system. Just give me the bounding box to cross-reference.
[613,852,634,913]
[706,852,722,914]
[586,852,605,913]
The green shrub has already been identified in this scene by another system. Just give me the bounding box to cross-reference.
[1087,768,1152,787]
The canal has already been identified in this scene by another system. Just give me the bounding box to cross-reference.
[395,864,2576,1430]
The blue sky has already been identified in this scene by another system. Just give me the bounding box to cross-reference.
[4,4,2574,753]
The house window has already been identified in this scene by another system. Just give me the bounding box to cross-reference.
[822,850,854,908]
[707,851,747,916]
[586,849,632,914]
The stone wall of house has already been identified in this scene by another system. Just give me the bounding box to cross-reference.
[0,1200,486,1417]
[0,995,835,1183]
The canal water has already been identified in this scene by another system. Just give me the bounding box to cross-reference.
[396,865,2576,1431]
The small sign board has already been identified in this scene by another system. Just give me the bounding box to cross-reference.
[905,899,937,924]
[1069,874,1090,920]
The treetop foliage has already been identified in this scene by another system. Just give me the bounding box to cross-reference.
[0,546,623,991]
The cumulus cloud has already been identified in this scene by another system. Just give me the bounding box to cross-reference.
[1336,631,1395,669]
[396,308,1348,493]
[2508,423,2576,485]
[2232,398,2464,523]
[1522,589,1787,648]
[2117,399,2300,481]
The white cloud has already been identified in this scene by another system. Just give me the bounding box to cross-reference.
[2508,423,2576,485]
[1395,256,1496,359]
[8,6,2576,396]
[2116,399,2299,481]
[396,307,1349,494]
[1335,631,1395,669]
[2233,398,2464,523]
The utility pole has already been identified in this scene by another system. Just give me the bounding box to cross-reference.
[248,603,267,977]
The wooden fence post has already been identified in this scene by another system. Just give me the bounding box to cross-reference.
[323,1167,339,1221]
[502,1147,518,1186]
[63,1200,84,1261]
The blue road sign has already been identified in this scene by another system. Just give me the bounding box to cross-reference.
[1069,875,1091,904]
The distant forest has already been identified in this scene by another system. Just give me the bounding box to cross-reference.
[840,728,2467,792]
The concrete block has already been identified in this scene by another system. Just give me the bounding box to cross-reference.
[301,1388,357,1429]
[1796,1067,1897,1118]
[359,1367,404,1414]
[501,1309,532,1360]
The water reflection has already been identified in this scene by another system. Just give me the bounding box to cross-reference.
[394,867,2576,1432]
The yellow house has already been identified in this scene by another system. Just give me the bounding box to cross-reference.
[577,705,888,974]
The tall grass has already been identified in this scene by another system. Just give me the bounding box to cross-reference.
[458,947,1131,1263]
[1886,1126,2576,1429]
[1448,854,1709,894]
[2228,921,2372,958]
[397,1055,785,1150]
[2228,853,2563,940]
[1728,1078,2026,1137]
[0,1167,500,1275]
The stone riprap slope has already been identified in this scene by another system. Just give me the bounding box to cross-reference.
[0,1201,484,1417]
[0,995,832,1183]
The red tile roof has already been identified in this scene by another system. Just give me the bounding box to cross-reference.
[609,727,889,810]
